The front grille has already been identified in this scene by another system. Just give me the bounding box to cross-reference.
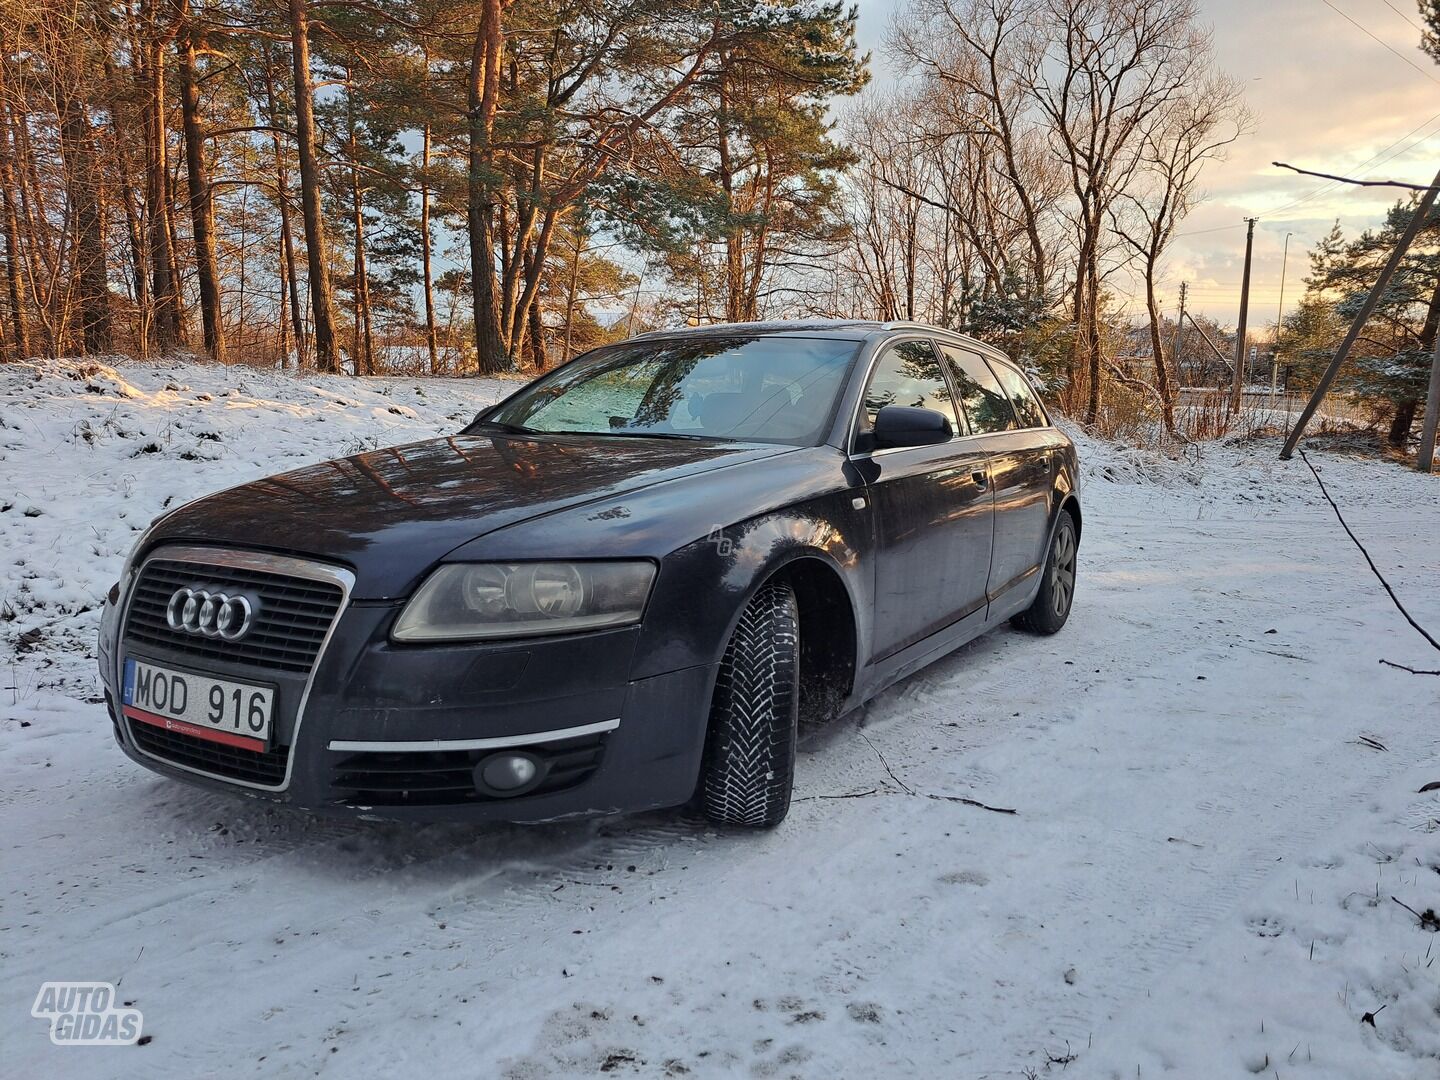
[131,721,290,785]
[329,733,607,807]
[124,559,344,674]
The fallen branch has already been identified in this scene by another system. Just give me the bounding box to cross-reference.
[1380,659,1440,676]
[1274,161,1439,192]
[859,731,915,795]
[795,788,880,803]
[858,732,1018,815]
[923,792,1018,815]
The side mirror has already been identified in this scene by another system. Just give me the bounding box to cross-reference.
[872,405,953,449]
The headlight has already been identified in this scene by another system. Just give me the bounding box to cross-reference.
[391,561,656,642]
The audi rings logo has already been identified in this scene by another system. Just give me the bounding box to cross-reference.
[165,588,256,641]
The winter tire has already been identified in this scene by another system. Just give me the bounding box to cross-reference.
[1012,509,1077,635]
[700,581,800,828]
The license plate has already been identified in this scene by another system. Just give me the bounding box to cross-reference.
[122,658,275,752]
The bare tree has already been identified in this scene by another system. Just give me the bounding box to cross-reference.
[1031,0,1208,423]
[890,0,1063,300]
[1111,75,1248,434]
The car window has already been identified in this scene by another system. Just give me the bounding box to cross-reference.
[478,335,861,446]
[940,345,1016,435]
[988,359,1048,428]
[857,340,959,445]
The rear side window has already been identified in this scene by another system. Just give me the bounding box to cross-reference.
[858,340,959,443]
[989,360,1048,428]
[940,346,1015,434]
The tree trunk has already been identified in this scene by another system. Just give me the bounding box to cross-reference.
[276,214,289,367]
[261,43,306,368]
[1396,281,1440,450]
[287,0,339,372]
[52,78,112,353]
[715,55,749,324]
[178,28,224,362]
[1083,255,1102,425]
[420,117,439,374]
[561,226,581,362]
[278,169,305,368]
[467,0,508,375]
[165,139,186,335]
[352,205,373,376]
[346,73,373,376]
[526,297,545,370]
[141,34,183,351]
[102,61,151,357]
[1388,398,1418,448]
[119,168,150,355]
[11,120,57,357]
[1144,262,1176,436]
[0,116,29,360]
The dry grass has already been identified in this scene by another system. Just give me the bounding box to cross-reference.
[1072,381,1380,458]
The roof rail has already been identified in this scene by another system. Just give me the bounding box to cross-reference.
[879,320,945,333]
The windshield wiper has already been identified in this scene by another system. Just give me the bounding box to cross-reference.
[472,418,537,436]
[586,429,724,441]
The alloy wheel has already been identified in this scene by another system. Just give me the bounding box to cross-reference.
[1052,525,1076,619]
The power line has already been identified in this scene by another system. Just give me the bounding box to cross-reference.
[1174,221,1247,239]
[1317,0,1440,87]
[1380,0,1424,34]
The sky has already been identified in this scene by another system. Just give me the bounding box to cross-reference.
[853,0,1440,329]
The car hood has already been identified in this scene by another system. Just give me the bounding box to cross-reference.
[148,433,796,597]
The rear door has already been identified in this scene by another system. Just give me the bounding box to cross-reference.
[854,338,994,660]
[941,345,1056,601]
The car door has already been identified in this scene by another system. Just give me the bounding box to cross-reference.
[853,338,994,660]
[942,345,1056,601]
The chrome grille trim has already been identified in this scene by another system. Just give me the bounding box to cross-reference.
[116,545,356,792]
[326,718,620,754]
[125,560,343,672]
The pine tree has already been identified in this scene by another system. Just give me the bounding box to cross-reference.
[658,1,868,322]
[1301,204,1440,446]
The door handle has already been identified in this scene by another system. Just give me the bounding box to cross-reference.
[972,469,989,489]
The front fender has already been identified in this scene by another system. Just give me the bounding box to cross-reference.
[630,491,873,680]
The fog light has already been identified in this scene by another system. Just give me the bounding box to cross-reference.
[475,752,544,796]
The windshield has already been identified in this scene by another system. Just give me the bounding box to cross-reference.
[475,335,862,445]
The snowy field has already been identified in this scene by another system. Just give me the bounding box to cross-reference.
[3,357,1439,1079]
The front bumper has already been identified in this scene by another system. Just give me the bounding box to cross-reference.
[100,549,718,823]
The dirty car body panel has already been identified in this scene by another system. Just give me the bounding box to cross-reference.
[97,321,1080,822]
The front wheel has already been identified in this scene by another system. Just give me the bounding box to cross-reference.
[1012,509,1077,635]
[700,581,800,828]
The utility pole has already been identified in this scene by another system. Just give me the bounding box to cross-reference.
[1271,231,1291,401]
[1172,282,1187,385]
[1231,217,1257,413]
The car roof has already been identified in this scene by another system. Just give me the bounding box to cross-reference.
[623,319,1013,363]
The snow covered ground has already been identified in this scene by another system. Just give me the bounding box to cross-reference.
[3,357,1438,1079]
